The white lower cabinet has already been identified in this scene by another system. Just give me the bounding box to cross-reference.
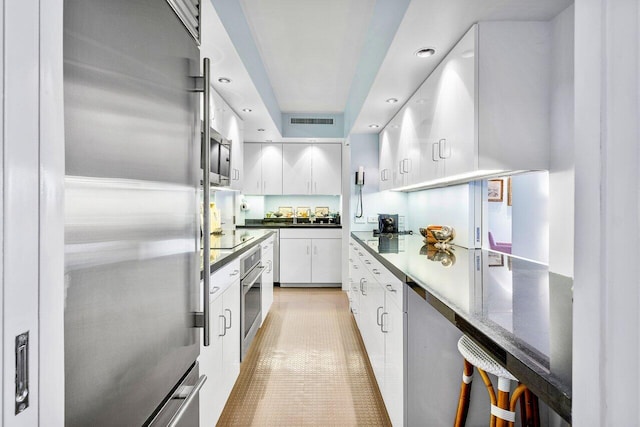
[350,238,405,427]
[261,236,275,323]
[280,229,342,285]
[199,260,241,426]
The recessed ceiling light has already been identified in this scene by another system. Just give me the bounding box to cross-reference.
[218,77,231,83]
[415,47,436,58]
[369,124,379,129]
[242,108,252,113]
[257,128,265,132]
[386,98,398,104]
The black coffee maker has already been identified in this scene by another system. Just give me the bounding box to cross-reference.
[377,214,398,234]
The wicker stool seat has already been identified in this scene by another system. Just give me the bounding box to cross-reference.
[454,335,540,427]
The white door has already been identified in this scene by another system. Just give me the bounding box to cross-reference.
[383,297,404,427]
[221,280,241,397]
[199,294,224,426]
[311,238,342,283]
[279,239,312,283]
[282,144,312,194]
[260,144,283,195]
[243,143,262,194]
[367,279,386,391]
[261,238,274,322]
[312,144,342,195]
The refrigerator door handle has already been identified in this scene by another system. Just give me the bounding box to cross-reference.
[193,57,212,346]
[166,374,208,427]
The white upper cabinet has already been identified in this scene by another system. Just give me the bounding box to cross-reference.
[210,89,244,190]
[312,144,342,195]
[282,144,313,194]
[283,143,342,195]
[242,143,283,195]
[380,22,551,189]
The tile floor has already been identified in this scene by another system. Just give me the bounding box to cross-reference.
[216,287,391,426]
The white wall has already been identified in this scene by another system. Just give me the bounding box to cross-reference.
[511,172,549,264]
[549,5,575,277]
[407,184,476,248]
[349,134,407,232]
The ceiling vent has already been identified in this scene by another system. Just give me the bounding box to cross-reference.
[167,0,200,43]
[290,118,334,125]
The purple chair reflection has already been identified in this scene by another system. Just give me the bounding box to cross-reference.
[488,232,512,254]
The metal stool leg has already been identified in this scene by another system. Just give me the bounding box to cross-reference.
[454,359,475,427]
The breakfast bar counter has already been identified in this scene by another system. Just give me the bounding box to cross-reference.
[350,231,573,422]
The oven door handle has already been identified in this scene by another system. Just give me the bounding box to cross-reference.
[241,264,264,292]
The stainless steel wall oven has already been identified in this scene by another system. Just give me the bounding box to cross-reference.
[240,246,263,359]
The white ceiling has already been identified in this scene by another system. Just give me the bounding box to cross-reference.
[206,0,573,142]
[239,0,376,113]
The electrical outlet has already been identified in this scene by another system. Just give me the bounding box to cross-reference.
[354,216,366,224]
[367,216,377,223]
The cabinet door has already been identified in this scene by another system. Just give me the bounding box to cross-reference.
[312,144,342,195]
[226,113,244,191]
[363,274,385,390]
[282,144,313,194]
[243,143,262,195]
[395,104,421,187]
[311,238,342,283]
[279,238,312,283]
[261,144,283,195]
[221,280,241,399]
[434,28,476,177]
[378,127,396,191]
[199,295,224,426]
[261,238,274,322]
[383,297,404,427]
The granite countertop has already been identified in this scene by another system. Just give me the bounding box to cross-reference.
[238,220,342,229]
[200,229,274,277]
[350,231,573,422]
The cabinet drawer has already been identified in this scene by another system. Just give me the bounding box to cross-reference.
[210,259,240,299]
[353,241,404,310]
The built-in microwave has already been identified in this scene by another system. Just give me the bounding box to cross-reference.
[202,126,231,186]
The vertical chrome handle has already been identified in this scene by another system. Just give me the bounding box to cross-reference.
[230,269,239,277]
[381,312,389,333]
[399,160,404,174]
[361,279,367,296]
[268,260,272,273]
[202,57,212,346]
[219,314,227,337]
[15,332,29,414]
[376,306,383,326]
[225,308,232,330]
[386,284,397,293]
[432,142,440,162]
[439,138,450,159]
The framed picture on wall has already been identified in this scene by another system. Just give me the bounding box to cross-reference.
[488,252,504,267]
[488,179,504,202]
[507,177,513,206]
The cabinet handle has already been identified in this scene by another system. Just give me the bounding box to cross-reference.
[399,160,404,174]
[373,269,380,275]
[361,279,367,296]
[386,284,397,293]
[404,158,411,173]
[432,142,440,162]
[364,260,371,265]
[267,260,272,273]
[381,312,389,333]
[439,138,451,159]
[353,264,359,269]
[376,306,383,326]
[230,270,239,277]
[219,314,227,337]
[225,308,232,330]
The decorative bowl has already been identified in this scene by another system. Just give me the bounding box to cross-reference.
[429,225,455,249]
[273,212,283,217]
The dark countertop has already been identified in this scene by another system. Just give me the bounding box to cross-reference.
[238,221,342,229]
[351,231,573,423]
[201,229,275,277]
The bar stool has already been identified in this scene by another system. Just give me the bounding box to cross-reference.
[454,335,540,427]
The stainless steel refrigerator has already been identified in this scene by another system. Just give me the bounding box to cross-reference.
[64,0,207,425]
